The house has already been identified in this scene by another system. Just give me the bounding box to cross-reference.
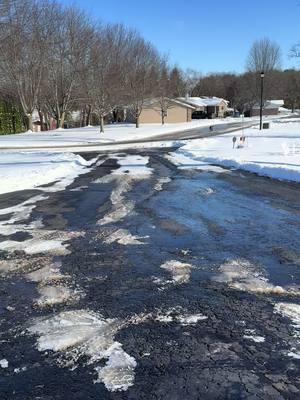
[249,100,285,117]
[127,98,196,124]
[177,97,229,119]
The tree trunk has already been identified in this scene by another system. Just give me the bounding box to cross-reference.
[162,109,165,125]
[81,109,86,127]
[86,104,92,126]
[27,113,33,131]
[100,115,104,133]
[38,110,44,131]
[59,112,65,129]
[135,114,140,128]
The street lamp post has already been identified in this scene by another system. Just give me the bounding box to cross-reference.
[259,71,265,130]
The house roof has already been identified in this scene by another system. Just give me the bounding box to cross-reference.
[143,97,196,110]
[268,100,284,107]
[252,101,281,110]
[177,97,229,108]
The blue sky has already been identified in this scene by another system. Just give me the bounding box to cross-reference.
[60,0,299,74]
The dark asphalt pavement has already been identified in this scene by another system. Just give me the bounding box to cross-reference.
[0,149,299,399]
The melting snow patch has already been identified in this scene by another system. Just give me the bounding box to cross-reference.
[14,366,27,374]
[35,285,82,308]
[199,187,215,196]
[274,303,300,329]
[0,359,8,368]
[129,307,208,327]
[0,230,83,256]
[28,310,136,392]
[214,259,289,295]
[154,177,171,191]
[95,345,137,392]
[243,329,265,343]
[0,195,47,225]
[97,177,136,226]
[112,155,153,176]
[103,229,147,245]
[160,260,193,285]
[274,303,300,359]
[178,314,208,326]
[26,262,65,283]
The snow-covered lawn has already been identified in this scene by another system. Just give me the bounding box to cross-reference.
[0,152,94,195]
[171,118,300,183]
[0,118,255,149]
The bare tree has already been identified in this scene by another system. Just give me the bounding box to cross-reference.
[155,64,188,125]
[0,0,50,131]
[169,67,186,98]
[42,5,94,129]
[125,35,161,128]
[283,69,300,112]
[184,69,202,97]
[290,42,300,58]
[246,38,281,72]
[87,24,131,132]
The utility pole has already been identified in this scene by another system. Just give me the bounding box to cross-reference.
[259,71,265,130]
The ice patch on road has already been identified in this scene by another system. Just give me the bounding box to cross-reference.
[103,229,147,245]
[160,260,193,285]
[28,310,136,392]
[214,258,290,295]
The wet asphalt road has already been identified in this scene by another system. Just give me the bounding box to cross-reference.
[0,149,299,399]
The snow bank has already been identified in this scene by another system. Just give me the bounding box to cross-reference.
[173,120,300,182]
[0,152,94,195]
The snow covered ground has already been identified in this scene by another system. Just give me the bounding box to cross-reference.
[171,117,300,183]
[0,116,299,197]
[0,118,256,149]
[0,152,94,195]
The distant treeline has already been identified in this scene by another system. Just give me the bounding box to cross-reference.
[192,69,300,113]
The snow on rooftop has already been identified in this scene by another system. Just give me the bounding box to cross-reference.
[269,100,284,106]
[177,97,228,108]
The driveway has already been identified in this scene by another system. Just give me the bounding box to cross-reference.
[0,149,299,399]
